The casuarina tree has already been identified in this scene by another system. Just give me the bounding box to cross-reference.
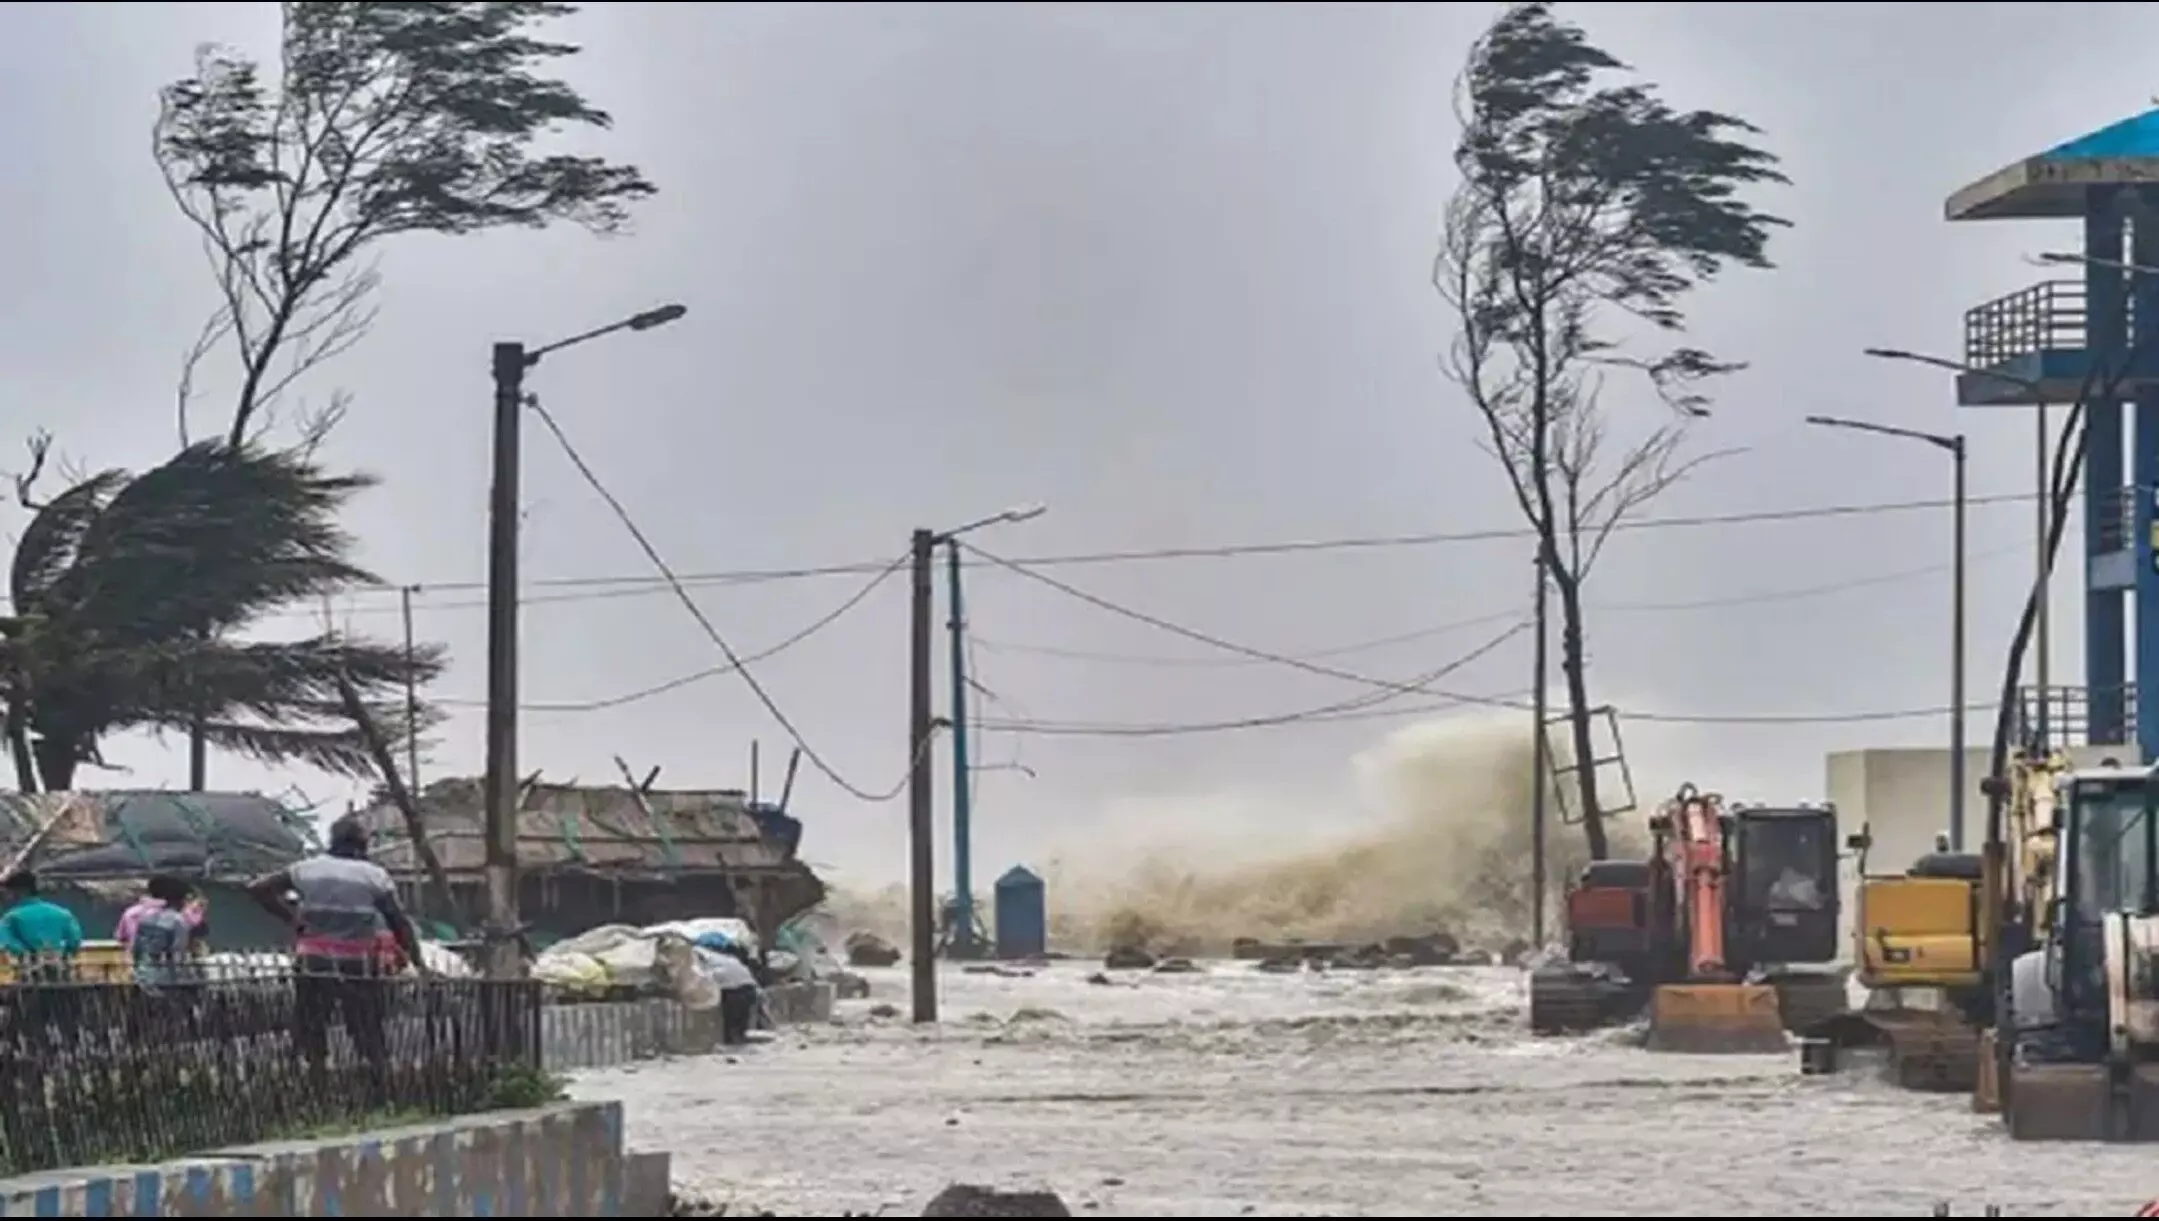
[3,443,442,793]
[156,0,658,449]
[147,2,651,787]
[1436,3,1788,858]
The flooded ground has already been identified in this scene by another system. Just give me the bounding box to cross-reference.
[570,961,2159,1217]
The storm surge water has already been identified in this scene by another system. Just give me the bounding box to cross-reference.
[1057,714,1606,955]
[818,712,1633,957]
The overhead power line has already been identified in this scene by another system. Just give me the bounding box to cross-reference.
[526,396,925,802]
[969,542,2027,670]
[981,622,1529,737]
[210,486,2047,618]
[956,539,1985,728]
[10,488,2033,632]
[431,555,907,712]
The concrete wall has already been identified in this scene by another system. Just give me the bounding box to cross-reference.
[0,1102,635,1216]
[542,982,835,1072]
[1821,745,2126,956]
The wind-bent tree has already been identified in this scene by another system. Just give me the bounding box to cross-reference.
[3,443,442,792]
[156,1,658,448]
[149,1,651,787]
[1437,3,1788,858]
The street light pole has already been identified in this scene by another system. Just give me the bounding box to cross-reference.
[483,341,526,981]
[905,505,1046,1021]
[482,303,686,981]
[1952,434,1968,850]
[1865,346,2062,756]
[1805,412,1968,850]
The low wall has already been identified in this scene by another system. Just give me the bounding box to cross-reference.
[542,982,835,1072]
[0,1102,636,1217]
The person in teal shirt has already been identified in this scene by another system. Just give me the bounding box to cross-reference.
[0,870,82,961]
[1,870,84,1050]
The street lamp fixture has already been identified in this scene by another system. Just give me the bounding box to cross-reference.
[1806,409,1970,850]
[482,303,687,980]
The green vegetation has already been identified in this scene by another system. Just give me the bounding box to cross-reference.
[2,443,438,793]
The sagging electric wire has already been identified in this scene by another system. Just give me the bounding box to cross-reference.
[973,620,1528,737]
[433,554,909,713]
[156,485,2039,623]
[974,689,1541,736]
[526,395,927,802]
[957,539,1991,728]
[972,541,2029,670]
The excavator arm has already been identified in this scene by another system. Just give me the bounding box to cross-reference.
[1668,784,1731,981]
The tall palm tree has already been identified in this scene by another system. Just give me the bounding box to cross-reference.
[4,442,441,792]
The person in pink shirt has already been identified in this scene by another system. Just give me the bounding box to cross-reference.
[114,875,207,948]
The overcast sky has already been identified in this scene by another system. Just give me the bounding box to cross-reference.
[0,2,2152,882]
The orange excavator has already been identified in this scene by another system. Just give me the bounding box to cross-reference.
[1530,783,1846,1051]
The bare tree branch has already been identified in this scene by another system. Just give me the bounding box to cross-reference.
[154,4,657,449]
[10,432,53,511]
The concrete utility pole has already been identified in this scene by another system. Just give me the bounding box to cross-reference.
[482,304,684,980]
[907,506,1046,1022]
[907,528,938,1022]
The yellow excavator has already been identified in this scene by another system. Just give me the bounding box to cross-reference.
[1825,749,2069,1094]
[1839,827,1987,1090]
[1983,755,2159,1140]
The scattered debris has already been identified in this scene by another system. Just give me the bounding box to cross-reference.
[1151,957,1201,974]
[961,963,1036,978]
[669,1185,1071,1217]
[846,931,903,968]
[1102,945,1156,970]
[1231,931,1503,971]
[922,1185,1073,1217]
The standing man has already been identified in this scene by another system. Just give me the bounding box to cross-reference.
[247,817,426,1085]
[0,870,84,1050]
[710,944,761,1045]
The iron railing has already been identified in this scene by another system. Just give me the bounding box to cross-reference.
[1963,280,2094,369]
[2014,684,2137,753]
[0,952,541,1175]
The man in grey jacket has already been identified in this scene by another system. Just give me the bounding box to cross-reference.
[248,817,427,1080]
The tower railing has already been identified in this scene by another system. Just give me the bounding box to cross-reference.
[2013,683,2136,754]
[1962,281,2087,369]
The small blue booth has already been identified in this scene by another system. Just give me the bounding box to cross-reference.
[993,865,1046,959]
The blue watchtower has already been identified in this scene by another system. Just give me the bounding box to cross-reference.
[1949,110,2159,760]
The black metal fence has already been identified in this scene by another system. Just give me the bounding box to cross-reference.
[0,952,542,1175]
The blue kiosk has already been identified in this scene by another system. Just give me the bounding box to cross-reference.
[1948,109,2159,756]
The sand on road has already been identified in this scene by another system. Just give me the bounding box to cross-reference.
[569,962,2159,1217]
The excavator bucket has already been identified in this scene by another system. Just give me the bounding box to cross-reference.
[2004,1063,2159,1141]
[1645,983,1789,1053]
